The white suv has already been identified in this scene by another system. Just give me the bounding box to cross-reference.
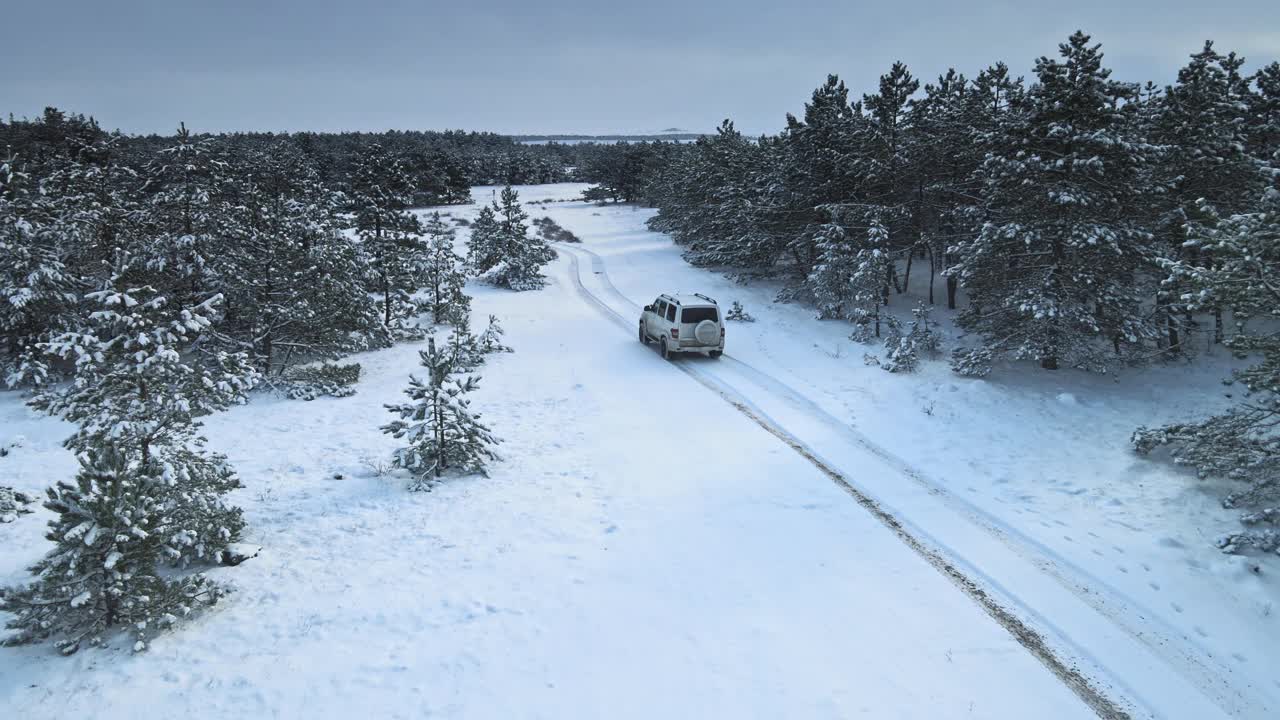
[639,293,725,360]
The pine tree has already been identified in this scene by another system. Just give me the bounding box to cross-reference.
[1133,190,1280,552]
[349,143,423,331]
[849,217,894,339]
[382,337,500,489]
[465,204,502,275]
[0,149,77,387]
[882,302,940,372]
[31,264,257,564]
[140,123,231,307]
[478,314,513,354]
[1247,62,1280,189]
[861,62,921,292]
[420,211,471,325]
[807,221,859,319]
[484,186,555,291]
[1149,42,1265,352]
[949,31,1155,371]
[445,313,483,370]
[219,143,391,372]
[647,121,774,271]
[1,446,228,654]
[777,76,865,275]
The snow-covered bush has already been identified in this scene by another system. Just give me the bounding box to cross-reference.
[0,448,228,654]
[0,486,34,523]
[532,215,580,243]
[950,347,994,377]
[882,303,940,373]
[849,320,877,345]
[282,362,362,401]
[382,338,501,490]
[725,301,755,323]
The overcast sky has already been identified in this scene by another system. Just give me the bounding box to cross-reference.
[4,1,1278,136]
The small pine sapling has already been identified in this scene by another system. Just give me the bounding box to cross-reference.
[883,303,941,373]
[446,314,484,370]
[478,315,513,354]
[382,338,500,490]
[725,301,755,322]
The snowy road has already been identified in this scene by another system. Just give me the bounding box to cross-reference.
[526,186,1277,720]
[554,241,1249,720]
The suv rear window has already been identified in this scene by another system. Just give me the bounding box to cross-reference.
[681,307,718,324]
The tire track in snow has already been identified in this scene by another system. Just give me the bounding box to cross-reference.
[554,244,1134,720]
[559,242,1265,720]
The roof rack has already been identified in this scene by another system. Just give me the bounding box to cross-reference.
[692,292,717,305]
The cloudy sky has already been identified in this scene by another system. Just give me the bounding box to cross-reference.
[4,1,1278,136]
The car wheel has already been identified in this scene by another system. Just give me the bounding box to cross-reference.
[709,350,723,359]
[660,338,672,361]
[639,323,647,344]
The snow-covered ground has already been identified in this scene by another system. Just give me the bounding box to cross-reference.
[0,183,1275,719]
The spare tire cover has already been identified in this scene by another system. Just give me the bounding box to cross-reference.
[694,319,719,345]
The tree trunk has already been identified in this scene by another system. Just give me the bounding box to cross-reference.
[901,251,913,294]
[383,272,392,326]
[927,246,936,305]
[946,275,958,310]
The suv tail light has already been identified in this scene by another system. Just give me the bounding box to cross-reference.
[721,327,726,336]
[671,328,679,339]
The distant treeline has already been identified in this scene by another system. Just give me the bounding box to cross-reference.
[0,112,585,206]
[514,133,703,144]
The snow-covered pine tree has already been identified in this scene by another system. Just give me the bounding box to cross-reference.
[1247,62,1280,189]
[725,301,755,322]
[777,76,865,277]
[382,337,500,489]
[882,302,940,373]
[349,143,424,332]
[0,149,78,388]
[860,62,921,292]
[647,121,774,271]
[478,315,512,354]
[1133,190,1280,553]
[446,313,483,370]
[484,186,555,291]
[807,221,859,319]
[0,446,227,654]
[849,217,894,339]
[952,63,1028,312]
[31,264,258,564]
[1149,42,1266,352]
[140,123,231,308]
[420,211,471,325]
[465,204,502,276]
[949,31,1156,371]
